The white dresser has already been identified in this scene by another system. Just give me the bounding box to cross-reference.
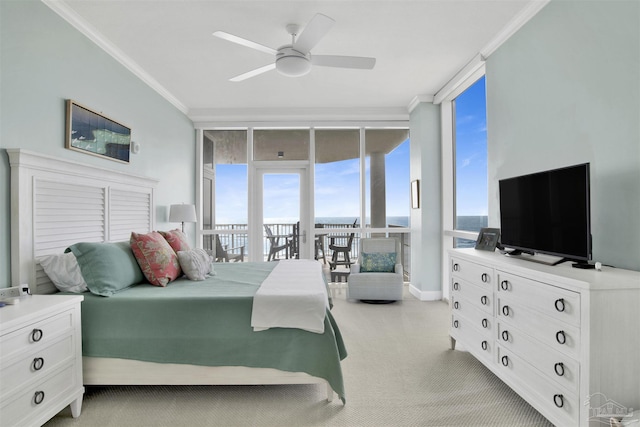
[449,248,640,427]
[0,295,84,426]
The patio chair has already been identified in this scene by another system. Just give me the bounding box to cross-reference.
[214,234,245,262]
[328,219,357,270]
[264,224,290,261]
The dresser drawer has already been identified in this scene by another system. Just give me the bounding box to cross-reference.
[497,345,578,427]
[451,257,493,290]
[497,322,579,393]
[0,334,74,399]
[451,313,494,364]
[451,278,493,315]
[451,294,494,334]
[0,363,76,427]
[497,271,580,327]
[0,309,74,362]
[497,298,580,359]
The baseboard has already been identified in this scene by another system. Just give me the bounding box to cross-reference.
[409,284,443,301]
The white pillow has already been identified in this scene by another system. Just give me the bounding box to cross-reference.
[39,252,88,293]
[177,248,214,281]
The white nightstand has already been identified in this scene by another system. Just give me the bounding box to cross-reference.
[0,295,84,426]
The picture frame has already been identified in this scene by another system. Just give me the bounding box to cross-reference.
[411,180,420,209]
[65,100,131,163]
[475,227,501,251]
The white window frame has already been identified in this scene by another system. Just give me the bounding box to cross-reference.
[195,123,411,262]
[438,62,486,300]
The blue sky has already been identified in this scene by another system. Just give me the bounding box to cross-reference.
[454,76,488,217]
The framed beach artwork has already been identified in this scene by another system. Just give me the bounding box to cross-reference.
[65,100,131,163]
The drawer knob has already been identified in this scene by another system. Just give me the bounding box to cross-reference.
[31,328,43,342]
[556,330,567,345]
[453,320,459,328]
[32,357,45,371]
[501,355,509,366]
[453,263,460,272]
[502,305,511,316]
[554,362,565,377]
[453,282,460,291]
[481,295,488,305]
[453,301,460,310]
[482,318,488,329]
[481,341,488,351]
[34,390,45,405]
[553,394,564,408]
[501,330,510,341]
[500,280,509,291]
[554,298,566,312]
[481,273,489,283]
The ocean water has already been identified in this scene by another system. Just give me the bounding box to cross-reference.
[455,215,488,248]
[314,216,409,227]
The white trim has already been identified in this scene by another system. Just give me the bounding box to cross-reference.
[408,95,435,113]
[190,108,410,125]
[434,56,486,104]
[409,285,442,301]
[41,0,189,115]
[480,0,551,58]
[433,0,549,104]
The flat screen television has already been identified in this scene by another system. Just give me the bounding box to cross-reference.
[498,163,592,266]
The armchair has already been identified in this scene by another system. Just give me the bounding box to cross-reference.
[347,237,403,302]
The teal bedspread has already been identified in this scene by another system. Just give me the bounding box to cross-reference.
[78,262,347,402]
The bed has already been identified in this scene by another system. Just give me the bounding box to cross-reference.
[7,148,346,403]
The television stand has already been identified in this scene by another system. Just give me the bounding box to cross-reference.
[504,250,565,266]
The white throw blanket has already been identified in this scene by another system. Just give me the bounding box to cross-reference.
[251,259,329,334]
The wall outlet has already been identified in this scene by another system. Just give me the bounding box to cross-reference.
[0,285,28,299]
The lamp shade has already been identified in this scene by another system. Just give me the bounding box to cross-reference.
[169,204,197,223]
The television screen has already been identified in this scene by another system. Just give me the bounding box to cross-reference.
[499,163,591,264]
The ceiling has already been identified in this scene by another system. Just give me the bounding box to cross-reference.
[50,0,546,121]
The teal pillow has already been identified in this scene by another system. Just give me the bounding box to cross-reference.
[66,241,144,296]
[360,252,396,273]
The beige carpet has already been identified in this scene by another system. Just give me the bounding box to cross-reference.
[45,286,552,427]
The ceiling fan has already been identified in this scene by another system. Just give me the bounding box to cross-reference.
[213,13,376,82]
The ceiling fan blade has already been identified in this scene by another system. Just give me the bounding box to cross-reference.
[229,63,276,82]
[213,31,278,56]
[293,13,335,54]
[311,55,376,69]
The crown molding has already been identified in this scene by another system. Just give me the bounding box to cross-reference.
[42,0,189,115]
[433,0,550,104]
[480,0,551,58]
[408,95,435,113]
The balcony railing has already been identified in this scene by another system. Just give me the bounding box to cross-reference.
[204,222,410,281]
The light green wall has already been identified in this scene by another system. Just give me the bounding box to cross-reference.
[486,0,640,270]
[409,102,442,298]
[0,1,196,287]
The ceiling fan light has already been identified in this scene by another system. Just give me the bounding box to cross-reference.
[276,55,311,77]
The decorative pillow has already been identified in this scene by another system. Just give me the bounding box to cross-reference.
[66,241,145,296]
[158,229,191,253]
[130,231,181,287]
[177,248,214,281]
[39,252,88,293]
[360,252,397,273]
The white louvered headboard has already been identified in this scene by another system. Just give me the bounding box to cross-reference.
[7,149,158,294]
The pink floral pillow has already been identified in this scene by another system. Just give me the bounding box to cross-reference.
[158,229,191,253]
[130,231,181,287]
